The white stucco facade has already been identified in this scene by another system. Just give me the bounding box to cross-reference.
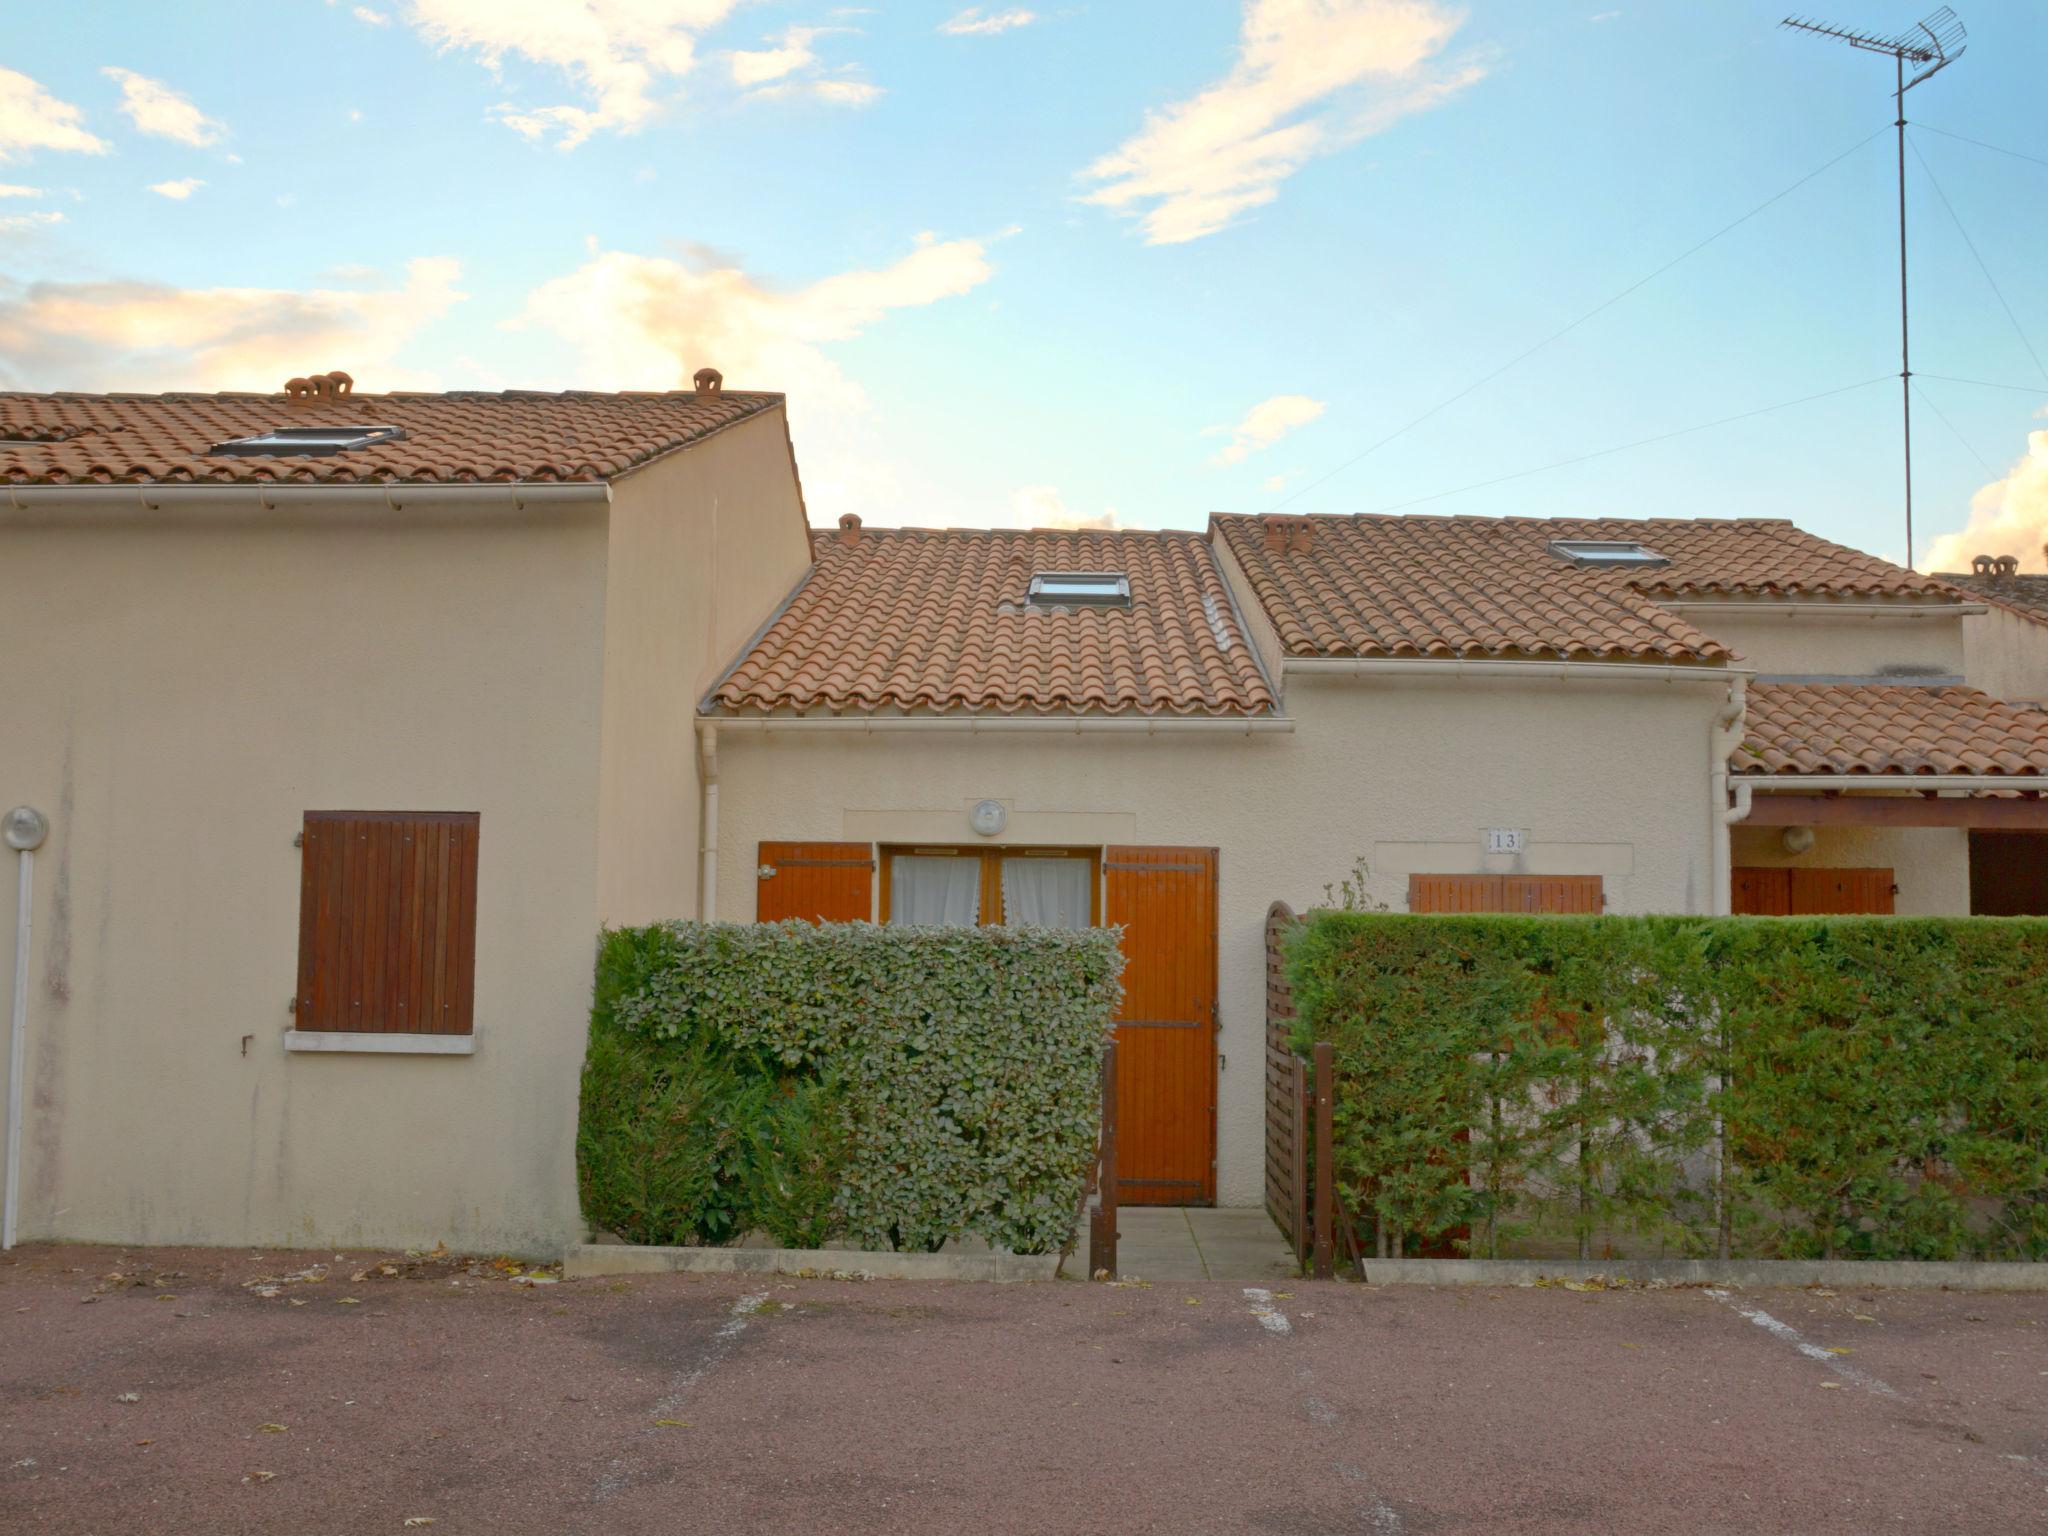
[710,673,1725,1206]
[0,409,813,1255]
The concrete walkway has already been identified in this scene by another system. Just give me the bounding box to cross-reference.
[1112,1205,1299,1282]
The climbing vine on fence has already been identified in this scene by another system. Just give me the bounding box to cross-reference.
[580,920,1124,1255]
[1287,914,2048,1261]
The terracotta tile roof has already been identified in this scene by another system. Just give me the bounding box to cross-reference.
[1211,514,1955,664]
[0,389,782,485]
[1738,682,2048,777]
[1935,570,2048,625]
[707,527,1277,717]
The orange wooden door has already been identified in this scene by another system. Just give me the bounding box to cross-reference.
[756,842,874,922]
[1104,846,1218,1206]
[1788,867,1894,915]
[1732,867,1792,915]
[1503,875,1604,913]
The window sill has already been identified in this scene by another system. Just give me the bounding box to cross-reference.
[284,1030,477,1056]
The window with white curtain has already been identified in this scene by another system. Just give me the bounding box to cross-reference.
[887,855,981,925]
[1000,857,1093,930]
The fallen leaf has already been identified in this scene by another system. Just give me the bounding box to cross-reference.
[1183,1297,1200,1306]
[134,1440,153,1447]
[1619,1343,1642,1350]
[337,1298,361,1306]
[1819,1382,1842,1389]
[257,1423,287,1434]
[244,1471,277,1484]
[1852,1314,1876,1323]
[1824,1347,1853,1356]
[652,1419,691,1428]
[154,1294,178,1302]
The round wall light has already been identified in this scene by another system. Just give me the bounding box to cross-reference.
[1780,825,1816,856]
[969,799,1007,838]
[3,807,49,852]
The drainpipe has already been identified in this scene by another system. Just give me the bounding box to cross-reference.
[3,805,50,1252]
[1708,678,1749,916]
[697,725,719,923]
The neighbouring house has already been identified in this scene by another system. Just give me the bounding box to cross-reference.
[0,376,812,1253]
[1935,550,2048,703]
[700,511,2048,1211]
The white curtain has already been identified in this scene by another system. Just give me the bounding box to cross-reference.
[889,856,981,925]
[1000,858,1093,930]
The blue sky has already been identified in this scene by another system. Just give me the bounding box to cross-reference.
[3,1,2046,568]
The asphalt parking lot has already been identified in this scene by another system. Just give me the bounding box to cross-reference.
[3,1243,2044,1534]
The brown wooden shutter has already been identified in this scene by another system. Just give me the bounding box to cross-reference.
[1409,874,1603,914]
[1732,867,1792,915]
[297,811,479,1035]
[1788,867,1895,914]
[757,842,874,922]
[1104,846,1219,1206]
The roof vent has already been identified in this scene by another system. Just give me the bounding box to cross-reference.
[1548,538,1670,569]
[694,367,724,396]
[1261,515,1313,554]
[836,512,862,546]
[1027,572,1130,607]
[210,424,406,457]
[284,371,353,406]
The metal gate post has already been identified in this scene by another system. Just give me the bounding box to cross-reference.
[1312,1040,1335,1280]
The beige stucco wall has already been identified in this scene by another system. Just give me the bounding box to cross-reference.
[1960,602,2048,702]
[0,502,611,1254]
[1668,603,1968,677]
[1729,822,1969,915]
[596,410,813,925]
[711,673,1722,1207]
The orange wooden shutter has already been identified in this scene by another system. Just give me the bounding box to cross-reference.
[1408,875,1502,913]
[1504,875,1604,913]
[1789,867,1895,915]
[1732,867,1792,915]
[757,842,874,922]
[1105,846,1219,1206]
[297,811,479,1035]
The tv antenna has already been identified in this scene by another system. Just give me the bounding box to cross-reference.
[1783,7,1965,569]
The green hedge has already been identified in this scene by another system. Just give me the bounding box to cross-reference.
[579,920,1124,1254]
[1287,914,2048,1261]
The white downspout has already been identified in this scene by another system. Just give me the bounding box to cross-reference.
[1708,678,1750,916]
[697,724,719,923]
[4,806,50,1252]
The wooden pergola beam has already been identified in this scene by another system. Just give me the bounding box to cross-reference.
[1741,793,2048,828]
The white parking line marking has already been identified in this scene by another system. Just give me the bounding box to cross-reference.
[1242,1286,1292,1334]
[1706,1289,1898,1398]
[595,1289,771,1501]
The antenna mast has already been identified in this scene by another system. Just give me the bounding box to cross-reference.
[1783,7,1965,569]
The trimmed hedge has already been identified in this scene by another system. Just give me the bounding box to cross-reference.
[1287,914,2048,1261]
[579,920,1124,1254]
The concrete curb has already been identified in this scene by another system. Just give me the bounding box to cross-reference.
[1359,1258,2048,1291]
[562,1242,1062,1284]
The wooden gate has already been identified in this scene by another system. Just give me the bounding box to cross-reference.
[1104,846,1218,1206]
[1731,866,1894,915]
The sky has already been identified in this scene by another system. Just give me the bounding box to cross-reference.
[2,1,2046,570]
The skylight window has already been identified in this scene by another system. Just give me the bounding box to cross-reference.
[1027,572,1131,607]
[1547,539,1670,569]
[210,425,407,457]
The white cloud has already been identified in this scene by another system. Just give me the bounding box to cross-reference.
[1207,393,1325,465]
[101,68,226,148]
[0,68,110,161]
[0,210,65,233]
[404,0,742,148]
[729,26,829,86]
[0,256,465,392]
[1082,0,1481,244]
[1925,423,2048,574]
[513,232,996,519]
[1006,485,1125,530]
[354,5,393,23]
[803,78,882,106]
[939,8,1038,36]
[147,177,204,200]
[0,183,43,197]
[1262,471,1291,493]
